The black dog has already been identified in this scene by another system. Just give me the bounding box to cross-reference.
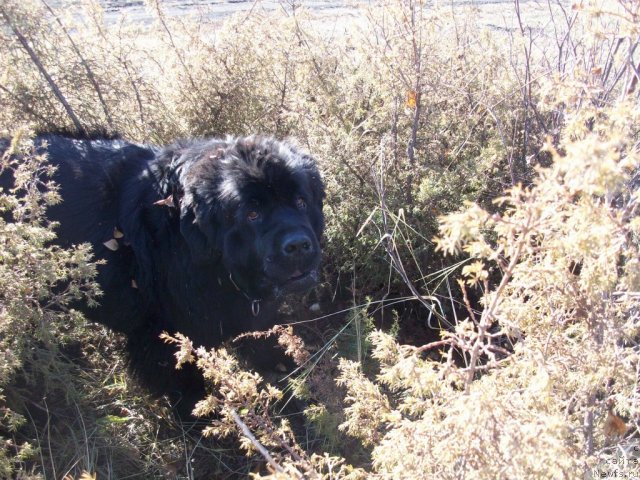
[1,134,324,411]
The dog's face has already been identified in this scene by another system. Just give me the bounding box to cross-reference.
[177,137,324,299]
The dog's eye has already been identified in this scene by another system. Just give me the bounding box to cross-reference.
[296,197,306,209]
[247,211,259,222]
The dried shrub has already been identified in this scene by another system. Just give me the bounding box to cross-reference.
[0,0,638,478]
[336,1,640,476]
[0,132,99,477]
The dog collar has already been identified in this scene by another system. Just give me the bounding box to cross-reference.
[227,273,262,316]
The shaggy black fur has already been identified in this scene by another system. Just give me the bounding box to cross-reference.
[1,134,324,412]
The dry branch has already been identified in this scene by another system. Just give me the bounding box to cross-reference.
[39,0,114,129]
[0,6,85,135]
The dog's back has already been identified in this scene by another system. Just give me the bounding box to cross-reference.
[1,134,157,334]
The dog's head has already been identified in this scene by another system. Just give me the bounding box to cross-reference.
[173,136,324,300]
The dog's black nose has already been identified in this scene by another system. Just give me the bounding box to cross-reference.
[282,232,313,257]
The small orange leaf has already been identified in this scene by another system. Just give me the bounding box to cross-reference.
[208,148,226,160]
[604,410,627,438]
[103,239,119,251]
[113,227,124,239]
[154,195,174,207]
[591,67,603,75]
[406,90,418,109]
[628,75,638,95]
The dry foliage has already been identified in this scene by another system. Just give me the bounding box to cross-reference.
[0,133,100,477]
[0,0,638,478]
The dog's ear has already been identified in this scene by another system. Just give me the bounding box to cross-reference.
[309,168,325,207]
[298,154,325,206]
[179,193,221,264]
[301,156,325,234]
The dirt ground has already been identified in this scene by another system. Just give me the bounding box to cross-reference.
[54,0,570,36]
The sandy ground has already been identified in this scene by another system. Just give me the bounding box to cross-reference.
[52,0,572,35]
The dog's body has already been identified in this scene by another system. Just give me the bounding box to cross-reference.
[1,134,324,409]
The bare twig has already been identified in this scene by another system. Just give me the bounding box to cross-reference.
[86,11,147,132]
[147,0,197,93]
[230,409,288,475]
[484,103,514,185]
[414,338,454,354]
[603,37,639,103]
[0,83,52,125]
[121,59,146,126]
[40,0,114,129]
[459,281,478,325]
[584,394,596,455]
[406,88,421,205]
[0,7,86,134]
[372,141,453,329]
[463,209,534,392]
[289,10,368,187]
[627,60,640,95]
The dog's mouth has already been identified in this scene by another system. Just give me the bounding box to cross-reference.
[269,269,318,297]
[286,269,317,285]
[288,270,307,281]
